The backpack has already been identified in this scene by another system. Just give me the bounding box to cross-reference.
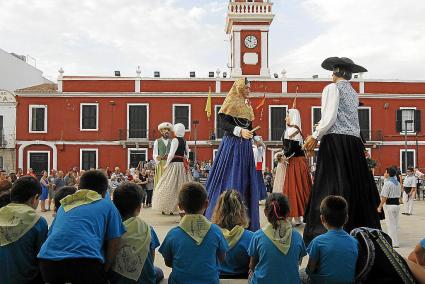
[350,227,416,283]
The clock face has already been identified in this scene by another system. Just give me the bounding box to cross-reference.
[244,35,258,49]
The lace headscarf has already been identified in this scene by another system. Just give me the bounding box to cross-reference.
[219,78,255,121]
[283,108,303,145]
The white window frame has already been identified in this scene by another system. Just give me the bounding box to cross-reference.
[213,149,219,161]
[80,103,99,131]
[214,105,222,140]
[127,103,150,140]
[127,148,148,168]
[172,104,191,131]
[27,150,50,174]
[311,106,321,133]
[268,105,288,141]
[80,148,99,170]
[399,107,417,135]
[29,105,47,133]
[358,106,372,141]
[399,149,416,173]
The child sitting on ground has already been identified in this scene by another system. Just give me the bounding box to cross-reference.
[248,193,306,284]
[109,182,164,284]
[211,189,253,278]
[38,170,126,284]
[306,195,358,283]
[159,182,228,284]
[0,176,48,284]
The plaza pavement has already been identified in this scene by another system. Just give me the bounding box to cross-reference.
[40,199,425,283]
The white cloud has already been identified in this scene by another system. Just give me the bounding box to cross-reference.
[0,0,424,81]
[272,0,425,80]
[0,0,228,81]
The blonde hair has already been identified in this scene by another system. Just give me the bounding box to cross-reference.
[211,190,249,230]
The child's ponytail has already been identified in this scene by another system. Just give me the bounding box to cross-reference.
[265,193,290,229]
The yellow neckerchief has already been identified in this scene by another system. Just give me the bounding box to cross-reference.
[179,214,212,245]
[221,225,245,249]
[112,217,151,281]
[219,78,255,121]
[60,189,102,212]
[263,220,293,255]
[0,203,41,246]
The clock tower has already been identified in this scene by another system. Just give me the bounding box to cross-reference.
[225,0,274,78]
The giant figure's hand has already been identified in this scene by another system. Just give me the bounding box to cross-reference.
[241,129,253,139]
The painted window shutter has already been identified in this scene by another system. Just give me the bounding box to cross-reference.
[396,109,402,132]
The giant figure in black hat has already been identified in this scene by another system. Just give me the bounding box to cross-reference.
[303,57,381,244]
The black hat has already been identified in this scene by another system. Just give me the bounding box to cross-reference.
[321,57,367,73]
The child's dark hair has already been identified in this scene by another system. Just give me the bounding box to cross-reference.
[79,170,108,195]
[178,182,207,214]
[113,182,143,218]
[0,191,11,208]
[320,195,348,228]
[10,176,41,203]
[265,193,290,229]
[386,167,397,177]
[54,186,77,212]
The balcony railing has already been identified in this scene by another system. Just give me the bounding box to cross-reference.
[228,1,273,15]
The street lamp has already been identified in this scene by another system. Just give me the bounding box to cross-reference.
[404,119,414,173]
[193,120,199,165]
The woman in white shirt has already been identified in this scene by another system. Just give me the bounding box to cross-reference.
[303,57,381,244]
[152,123,193,215]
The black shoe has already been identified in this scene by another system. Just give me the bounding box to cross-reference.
[402,213,408,215]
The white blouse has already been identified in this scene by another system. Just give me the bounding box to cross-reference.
[312,83,340,140]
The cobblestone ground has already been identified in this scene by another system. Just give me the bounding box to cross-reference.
[41,199,425,281]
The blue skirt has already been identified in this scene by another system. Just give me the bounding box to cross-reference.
[39,186,48,200]
[205,135,261,231]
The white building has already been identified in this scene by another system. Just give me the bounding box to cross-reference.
[0,48,51,91]
[0,90,16,172]
[0,48,52,172]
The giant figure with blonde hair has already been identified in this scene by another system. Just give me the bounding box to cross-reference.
[205,78,262,231]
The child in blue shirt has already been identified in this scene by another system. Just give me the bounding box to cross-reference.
[109,182,164,284]
[306,195,359,283]
[0,176,48,284]
[159,182,229,284]
[38,170,126,284]
[211,189,253,278]
[248,193,306,284]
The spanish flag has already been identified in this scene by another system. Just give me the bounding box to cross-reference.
[205,86,212,121]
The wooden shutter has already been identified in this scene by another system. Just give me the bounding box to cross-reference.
[415,110,421,132]
[396,109,402,132]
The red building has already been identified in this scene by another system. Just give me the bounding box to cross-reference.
[14,0,425,176]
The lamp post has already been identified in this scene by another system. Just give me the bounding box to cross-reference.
[193,120,199,165]
[404,119,414,173]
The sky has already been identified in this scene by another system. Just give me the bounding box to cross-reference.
[1,0,424,81]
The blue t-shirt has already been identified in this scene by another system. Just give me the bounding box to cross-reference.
[248,230,306,284]
[38,198,126,262]
[420,238,425,249]
[0,217,48,284]
[109,226,160,284]
[220,229,253,276]
[307,229,358,283]
[159,224,228,284]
